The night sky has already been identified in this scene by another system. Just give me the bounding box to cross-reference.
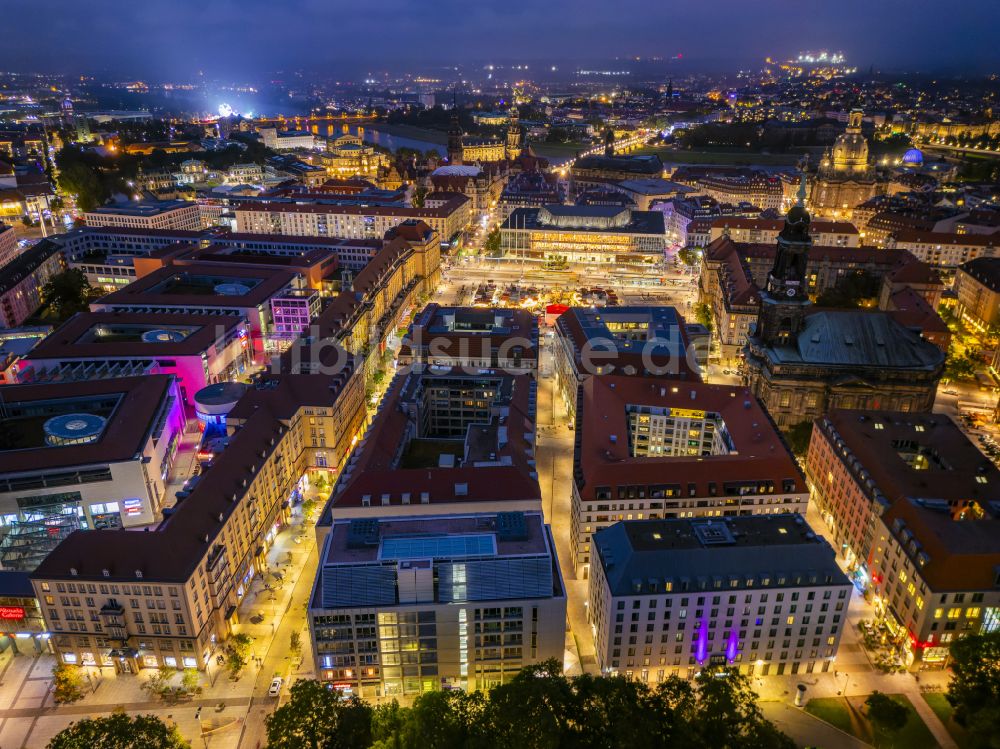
[4,0,998,77]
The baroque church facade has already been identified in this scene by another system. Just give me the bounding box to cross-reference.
[744,178,944,428]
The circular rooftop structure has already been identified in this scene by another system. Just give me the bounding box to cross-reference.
[214,282,251,296]
[902,148,924,166]
[141,329,187,344]
[44,413,107,446]
[194,381,248,418]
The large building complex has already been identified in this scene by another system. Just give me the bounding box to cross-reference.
[743,193,943,428]
[553,306,700,420]
[309,510,565,698]
[806,410,1000,667]
[30,371,366,673]
[569,375,807,578]
[0,376,185,571]
[83,200,202,232]
[398,304,538,374]
[16,311,252,400]
[323,366,540,525]
[233,194,471,246]
[500,205,666,267]
[589,515,851,679]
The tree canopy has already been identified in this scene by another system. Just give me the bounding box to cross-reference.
[947,631,1000,748]
[265,679,372,749]
[41,268,97,319]
[47,712,190,749]
[270,661,793,749]
[865,691,909,734]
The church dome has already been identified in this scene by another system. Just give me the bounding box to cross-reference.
[902,148,924,167]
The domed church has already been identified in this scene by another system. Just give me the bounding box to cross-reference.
[809,109,885,220]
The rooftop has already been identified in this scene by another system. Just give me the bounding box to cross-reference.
[0,376,175,474]
[818,410,1000,590]
[575,375,803,501]
[24,311,245,361]
[85,200,193,218]
[592,515,847,597]
[323,367,539,517]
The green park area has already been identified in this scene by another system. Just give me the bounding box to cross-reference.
[921,691,970,748]
[805,693,938,748]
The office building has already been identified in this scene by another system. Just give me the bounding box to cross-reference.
[17,312,252,401]
[0,376,186,571]
[30,370,367,674]
[309,511,565,697]
[83,200,201,232]
[398,304,538,374]
[322,366,540,527]
[553,306,700,420]
[589,515,851,679]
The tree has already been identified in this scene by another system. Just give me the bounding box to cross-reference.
[694,668,795,749]
[140,665,174,700]
[785,421,815,457]
[224,632,253,678]
[57,160,105,212]
[865,691,909,734]
[677,247,700,267]
[51,663,85,704]
[947,631,1000,748]
[42,268,95,318]
[289,631,302,658]
[265,679,373,749]
[412,186,427,208]
[181,668,200,695]
[693,302,713,333]
[47,711,190,749]
[483,227,501,257]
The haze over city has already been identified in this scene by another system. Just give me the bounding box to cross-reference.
[1,4,1000,749]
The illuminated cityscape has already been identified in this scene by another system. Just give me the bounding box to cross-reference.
[0,2,999,748]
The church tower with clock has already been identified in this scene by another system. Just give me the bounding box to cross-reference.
[757,170,812,346]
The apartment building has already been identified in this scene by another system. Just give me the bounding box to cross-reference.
[309,511,565,698]
[233,195,471,245]
[589,515,851,679]
[30,370,367,674]
[953,257,1000,332]
[806,410,1000,667]
[887,229,1000,269]
[570,375,806,578]
[708,217,859,248]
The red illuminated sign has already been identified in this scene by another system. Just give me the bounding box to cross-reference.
[0,606,25,620]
